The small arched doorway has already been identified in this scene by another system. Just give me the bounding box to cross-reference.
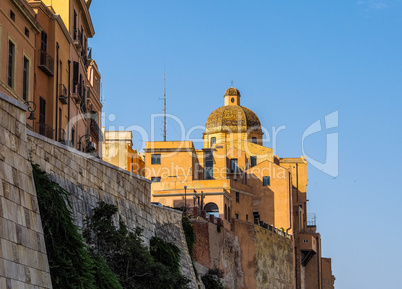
[204,202,219,218]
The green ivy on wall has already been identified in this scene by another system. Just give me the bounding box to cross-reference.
[32,163,121,289]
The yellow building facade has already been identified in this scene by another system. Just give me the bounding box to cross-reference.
[102,130,145,176]
[143,87,334,289]
[144,87,298,233]
[1,0,103,156]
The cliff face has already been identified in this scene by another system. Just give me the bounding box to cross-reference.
[0,91,198,288]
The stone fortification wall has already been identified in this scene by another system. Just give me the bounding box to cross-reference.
[152,205,198,286]
[0,91,197,288]
[27,131,155,241]
[192,218,294,289]
[27,132,198,288]
[254,225,295,289]
[0,92,52,288]
[192,220,244,289]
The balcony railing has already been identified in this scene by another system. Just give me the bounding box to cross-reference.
[307,213,317,227]
[36,122,54,139]
[59,128,66,144]
[80,89,86,113]
[38,50,54,76]
[73,29,82,50]
[72,83,81,103]
[90,119,103,141]
[59,84,68,104]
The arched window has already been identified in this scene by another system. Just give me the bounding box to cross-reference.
[204,202,219,218]
[210,137,216,146]
[252,137,257,144]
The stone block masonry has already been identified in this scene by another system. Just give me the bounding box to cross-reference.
[27,130,155,242]
[0,90,198,288]
[0,92,52,288]
[27,132,198,288]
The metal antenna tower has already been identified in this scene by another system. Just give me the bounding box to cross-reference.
[163,73,167,141]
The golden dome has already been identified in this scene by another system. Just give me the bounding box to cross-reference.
[205,105,262,134]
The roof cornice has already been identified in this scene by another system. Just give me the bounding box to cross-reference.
[11,0,42,33]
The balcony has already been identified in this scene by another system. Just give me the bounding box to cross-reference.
[80,89,87,113]
[58,128,66,144]
[300,234,317,253]
[300,233,317,266]
[36,122,54,139]
[73,29,82,51]
[72,83,81,103]
[38,50,54,76]
[90,119,103,141]
[59,84,68,104]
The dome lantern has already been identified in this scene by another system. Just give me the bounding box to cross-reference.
[224,87,241,106]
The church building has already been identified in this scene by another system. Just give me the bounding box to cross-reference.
[143,87,335,289]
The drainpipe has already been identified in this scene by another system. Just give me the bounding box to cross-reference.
[55,42,59,141]
[286,172,292,234]
[317,236,321,289]
[67,60,71,144]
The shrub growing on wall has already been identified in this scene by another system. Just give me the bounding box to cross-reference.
[182,216,195,256]
[201,274,224,289]
[83,201,190,289]
[32,164,121,289]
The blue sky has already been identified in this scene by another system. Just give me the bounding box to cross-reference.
[88,1,402,288]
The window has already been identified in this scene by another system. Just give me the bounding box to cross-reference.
[236,191,239,203]
[40,31,47,52]
[73,61,79,92]
[210,137,216,146]
[151,154,161,165]
[151,177,161,183]
[252,137,257,144]
[8,41,15,88]
[22,57,29,100]
[79,74,83,96]
[24,27,29,38]
[235,214,239,219]
[230,159,238,173]
[246,214,248,221]
[39,97,46,136]
[263,176,270,186]
[205,161,213,179]
[10,10,15,21]
[40,31,47,67]
[303,240,309,243]
[58,108,62,136]
[73,10,77,40]
[205,150,213,179]
[250,156,257,167]
[71,127,75,147]
[253,211,260,222]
